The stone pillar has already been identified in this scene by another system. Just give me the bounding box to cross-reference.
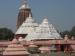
[64,35,69,52]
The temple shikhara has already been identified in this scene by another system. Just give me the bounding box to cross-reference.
[17,0,32,29]
[0,0,75,56]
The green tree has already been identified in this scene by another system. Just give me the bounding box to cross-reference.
[0,28,14,40]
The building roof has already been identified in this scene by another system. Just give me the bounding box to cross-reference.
[39,47,50,51]
[3,38,30,55]
[3,51,29,55]
[15,14,38,34]
[24,17,62,41]
[0,41,11,47]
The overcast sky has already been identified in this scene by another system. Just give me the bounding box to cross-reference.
[0,0,75,32]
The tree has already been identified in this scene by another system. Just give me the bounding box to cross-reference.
[70,26,75,37]
[60,26,75,39]
[60,31,70,38]
[0,28,14,40]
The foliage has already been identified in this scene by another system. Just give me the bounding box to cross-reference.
[0,28,14,40]
[70,26,75,36]
[60,26,75,39]
[60,31,70,38]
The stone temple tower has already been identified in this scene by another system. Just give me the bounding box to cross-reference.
[17,0,32,29]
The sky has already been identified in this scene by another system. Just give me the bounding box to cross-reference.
[0,0,75,32]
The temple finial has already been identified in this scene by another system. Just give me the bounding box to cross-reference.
[20,0,30,9]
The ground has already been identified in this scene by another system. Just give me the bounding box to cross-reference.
[29,52,75,56]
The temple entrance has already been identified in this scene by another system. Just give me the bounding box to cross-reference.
[60,44,65,51]
[60,44,70,52]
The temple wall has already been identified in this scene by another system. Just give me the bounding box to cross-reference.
[3,55,29,56]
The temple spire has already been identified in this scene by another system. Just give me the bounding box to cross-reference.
[17,0,32,29]
[19,0,30,9]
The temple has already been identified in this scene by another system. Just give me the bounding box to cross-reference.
[0,0,75,56]
[3,38,30,56]
[15,14,38,38]
[24,17,62,41]
[17,0,32,29]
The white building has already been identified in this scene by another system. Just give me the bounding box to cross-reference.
[15,0,62,41]
[15,14,62,41]
[24,17,61,41]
